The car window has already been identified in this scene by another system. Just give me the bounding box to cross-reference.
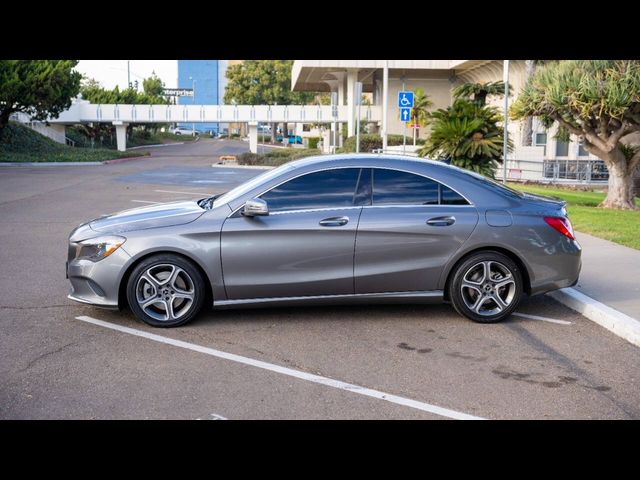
[373,169,439,205]
[441,185,468,205]
[372,168,469,206]
[260,168,361,212]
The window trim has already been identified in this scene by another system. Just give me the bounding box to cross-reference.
[227,165,473,218]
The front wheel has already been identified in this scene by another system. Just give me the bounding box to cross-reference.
[449,252,523,323]
[127,254,206,328]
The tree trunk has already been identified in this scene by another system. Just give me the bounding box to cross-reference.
[270,122,277,143]
[601,151,638,209]
[521,60,537,147]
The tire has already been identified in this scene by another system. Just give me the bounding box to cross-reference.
[449,251,523,324]
[127,254,206,328]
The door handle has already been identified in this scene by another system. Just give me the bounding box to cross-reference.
[426,216,456,226]
[319,216,349,227]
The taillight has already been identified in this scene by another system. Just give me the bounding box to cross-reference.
[544,216,575,240]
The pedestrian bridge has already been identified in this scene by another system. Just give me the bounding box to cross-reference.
[49,100,382,152]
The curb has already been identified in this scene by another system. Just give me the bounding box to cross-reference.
[0,161,104,167]
[211,163,275,170]
[549,287,640,347]
[127,142,184,150]
[102,155,151,165]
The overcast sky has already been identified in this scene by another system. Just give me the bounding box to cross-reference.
[75,60,178,90]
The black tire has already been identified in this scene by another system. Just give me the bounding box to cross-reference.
[449,251,523,324]
[127,253,206,328]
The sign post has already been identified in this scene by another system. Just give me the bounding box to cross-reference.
[397,90,414,155]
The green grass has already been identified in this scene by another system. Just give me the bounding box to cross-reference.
[0,122,147,162]
[509,183,640,250]
[237,148,321,166]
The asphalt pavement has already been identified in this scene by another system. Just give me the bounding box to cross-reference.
[1,138,638,419]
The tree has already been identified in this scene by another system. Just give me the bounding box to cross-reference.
[452,80,507,107]
[418,84,511,178]
[511,60,640,210]
[143,71,164,97]
[520,60,541,146]
[0,60,82,131]
[408,88,433,137]
[224,60,317,142]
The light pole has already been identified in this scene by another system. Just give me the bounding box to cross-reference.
[382,60,389,152]
[189,76,196,136]
[355,82,362,153]
[502,60,510,183]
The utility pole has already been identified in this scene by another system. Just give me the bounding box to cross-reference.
[355,82,362,153]
[127,60,131,88]
[402,75,406,154]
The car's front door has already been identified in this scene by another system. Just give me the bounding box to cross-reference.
[221,168,369,300]
[354,168,479,294]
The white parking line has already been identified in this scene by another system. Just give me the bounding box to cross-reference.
[76,315,484,420]
[131,200,161,204]
[512,312,572,325]
[154,189,204,196]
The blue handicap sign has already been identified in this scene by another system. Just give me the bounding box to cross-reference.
[400,107,411,123]
[398,91,414,108]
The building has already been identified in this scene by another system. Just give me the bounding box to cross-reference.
[291,60,606,183]
[177,60,222,134]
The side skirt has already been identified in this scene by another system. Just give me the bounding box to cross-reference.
[213,291,444,310]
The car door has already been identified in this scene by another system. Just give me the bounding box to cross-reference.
[354,168,479,294]
[221,168,368,300]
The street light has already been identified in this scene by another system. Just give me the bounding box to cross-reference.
[189,76,196,136]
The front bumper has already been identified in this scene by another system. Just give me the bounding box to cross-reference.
[67,247,131,309]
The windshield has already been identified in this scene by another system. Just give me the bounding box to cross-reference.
[211,163,295,208]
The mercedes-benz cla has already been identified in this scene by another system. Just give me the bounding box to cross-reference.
[67,154,581,327]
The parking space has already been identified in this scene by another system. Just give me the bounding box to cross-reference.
[1,140,638,419]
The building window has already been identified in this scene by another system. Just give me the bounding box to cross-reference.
[578,142,589,157]
[535,133,547,155]
[555,139,569,157]
[302,124,311,132]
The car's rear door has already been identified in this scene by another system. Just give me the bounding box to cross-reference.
[354,168,479,294]
[221,168,368,299]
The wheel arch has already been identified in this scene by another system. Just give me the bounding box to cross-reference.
[117,250,214,310]
[442,246,532,301]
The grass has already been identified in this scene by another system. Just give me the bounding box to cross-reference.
[1,122,147,163]
[509,183,640,250]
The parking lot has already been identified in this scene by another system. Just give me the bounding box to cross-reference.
[1,138,639,419]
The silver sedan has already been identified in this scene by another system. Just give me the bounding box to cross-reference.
[66,154,581,327]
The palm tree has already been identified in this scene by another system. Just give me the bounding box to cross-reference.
[418,88,512,178]
[408,88,433,137]
[452,81,507,107]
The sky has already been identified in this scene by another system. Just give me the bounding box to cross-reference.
[75,60,178,90]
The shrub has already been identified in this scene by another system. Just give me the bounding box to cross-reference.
[307,137,320,149]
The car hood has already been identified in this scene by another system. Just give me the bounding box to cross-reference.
[89,200,205,234]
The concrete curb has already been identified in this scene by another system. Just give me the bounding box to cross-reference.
[127,142,185,150]
[102,156,151,165]
[0,162,104,167]
[211,163,275,170]
[549,288,640,347]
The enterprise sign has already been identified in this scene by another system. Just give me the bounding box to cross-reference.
[163,88,194,97]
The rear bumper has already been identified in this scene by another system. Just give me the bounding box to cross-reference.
[530,239,582,296]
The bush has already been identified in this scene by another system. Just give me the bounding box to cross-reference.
[338,133,426,153]
[307,137,320,149]
[237,148,321,167]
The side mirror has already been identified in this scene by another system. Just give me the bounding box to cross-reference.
[242,198,269,217]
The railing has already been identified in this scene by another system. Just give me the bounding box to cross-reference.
[505,158,608,183]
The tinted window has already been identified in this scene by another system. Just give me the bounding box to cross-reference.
[373,169,439,205]
[260,168,360,212]
[441,185,468,205]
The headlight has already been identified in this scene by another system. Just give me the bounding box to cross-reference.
[77,235,126,262]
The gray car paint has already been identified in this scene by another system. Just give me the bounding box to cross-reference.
[67,154,581,311]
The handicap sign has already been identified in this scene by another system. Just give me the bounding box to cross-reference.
[400,107,411,123]
[398,91,414,108]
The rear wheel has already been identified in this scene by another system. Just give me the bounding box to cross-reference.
[449,251,522,323]
[127,254,205,328]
